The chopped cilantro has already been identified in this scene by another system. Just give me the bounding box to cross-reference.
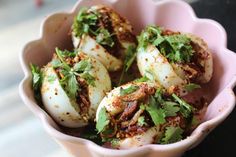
[154,88,164,104]
[73,7,114,47]
[184,83,201,92]
[47,75,56,83]
[146,96,166,125]
[51,59,62,68]
[80,72,95,87]
[160,126,184,144]
[73,59,92,72]
[96,107,110,133]
[172,94,193,118]
[118,45,137,85]
[60,72,80,100]
[120,85,139,96]
[96,28,114,47]
[138,26,194,63]
[55,48,95,100]
[30,64,42,102]
[163,101,180,117]
[134,76,149,83]
[72,7,98,37]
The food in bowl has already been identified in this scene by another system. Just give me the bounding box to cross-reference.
[96,81,207,149]
[32,48,111,128]
[30,5,212,149]
[137,26,213,96]
[72,5,137,72]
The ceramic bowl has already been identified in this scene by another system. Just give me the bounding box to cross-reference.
[19,0,236,157]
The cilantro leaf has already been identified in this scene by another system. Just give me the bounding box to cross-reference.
[30,64,42,102]
[96,107,110,133]
[73,7,115,48]
[134,76,149,83]
[55,48,96,99]
[60,73,80,100]
[163,34,194,63]
[51,59,62,68]
[72,7,98,37]
[154,88,164,104]
[73,59,91,72]
[172,94,193,118]
[96,28,114,47]
[138,26,194,63]
[137,25,162,51]
[160,126,184,144]
[124,45,137,72]
[163,101,180,117]
[120,85,139,96]
[118,45,137,85]
[80,72,95,87]
[184,83,201,92]
[146,96,166,125]
[47,75,56,83]
[137,116,147,127]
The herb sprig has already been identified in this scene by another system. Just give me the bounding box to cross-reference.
[53,48,95,100]
[160,126,184,144]
[118,45,137,85]
[30,64,43,103]
[138,26,194,63]
[72,7,114,47]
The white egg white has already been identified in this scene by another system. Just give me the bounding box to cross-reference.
[41,54,111,128]
[137,44,186,95]
[73,34,122,72]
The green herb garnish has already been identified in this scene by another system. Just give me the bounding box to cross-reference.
[138,26,194,63]
[120,85,139,96]
[146,96,166,125]
[72,7,98,37]
[134,76,149,83]
[96,28,114,47]
[96,107,110,133]
[55,48,95,100]
[172,94,193,118]
[137,116,147,127]
[73,7,114,47]
[47,75,56,83]
[163,101,180,117]
[140,95,166,126]
[160,126,184,144]
[30,64,43,102]
[118,45,137,85]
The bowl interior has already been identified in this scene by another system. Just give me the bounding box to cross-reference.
[21,0,236,142]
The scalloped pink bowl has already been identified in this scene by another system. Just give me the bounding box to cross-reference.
[19,0,236,157]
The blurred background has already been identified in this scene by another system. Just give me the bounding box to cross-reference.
[0,0,235,157]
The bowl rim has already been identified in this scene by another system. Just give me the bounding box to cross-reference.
[19,0,236,154]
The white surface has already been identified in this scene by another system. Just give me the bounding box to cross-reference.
[0,1,76,157]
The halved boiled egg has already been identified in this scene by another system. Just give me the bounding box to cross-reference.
[96,81,200,148]
[137,26,213,95]
[41,49,112,128]
[72,5,137,71]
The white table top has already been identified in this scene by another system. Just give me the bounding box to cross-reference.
[0,3,74,157]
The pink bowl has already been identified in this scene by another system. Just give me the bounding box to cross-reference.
[19,0,236,157]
